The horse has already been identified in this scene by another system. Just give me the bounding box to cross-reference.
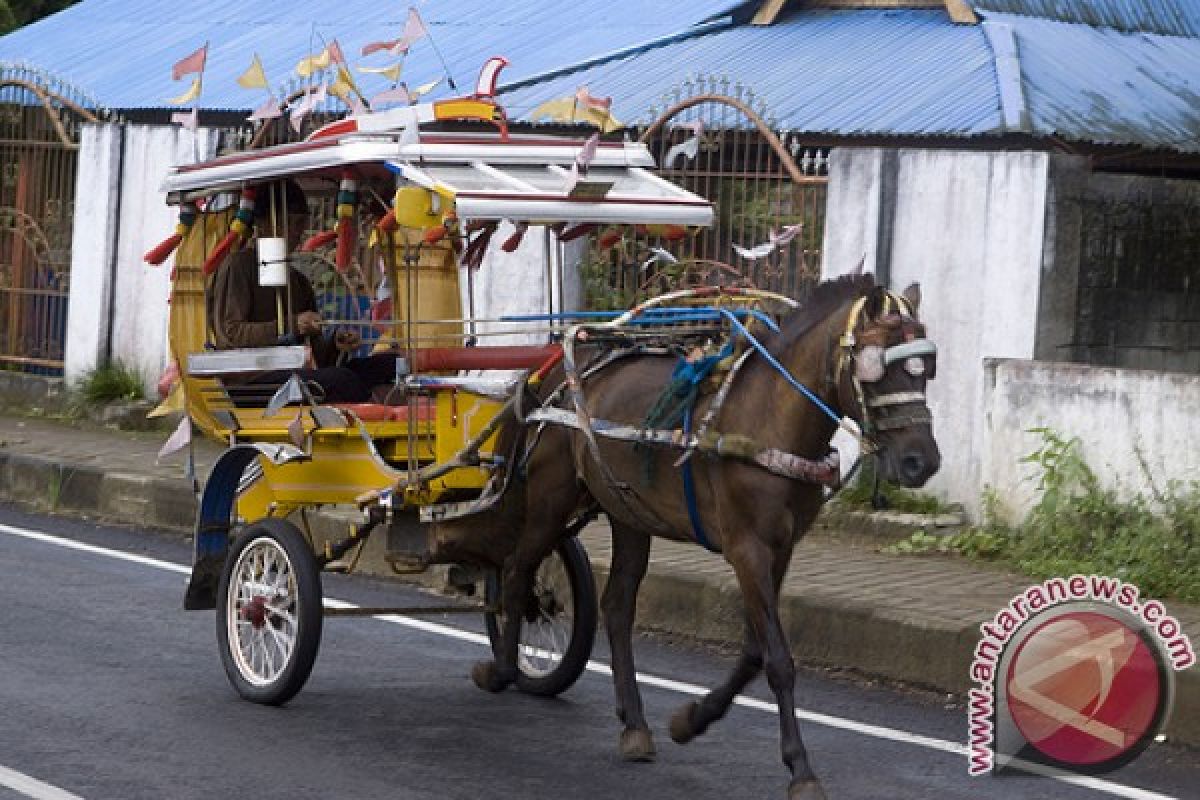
[471,274,941,799]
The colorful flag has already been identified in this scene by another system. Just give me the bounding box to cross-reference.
[157,415,192,462]
[327,39,347,66]
[370,84,411,107]
[575,85,612,112]
[289,83,328,134]
[399,7,429,49]
[167,77,203,105]
[565,132,601,192]
[409,77,440,101]
[296,47,332,78]
[329,66,367,115]
[361,38,402,57]
[170,108,199,131]
[237,54,268,90]
[172,44,208,81]
[248,95,283,121]
[358,62,404,82]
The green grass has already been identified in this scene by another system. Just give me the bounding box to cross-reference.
[75,361,145,406]
[885,428,1200,604]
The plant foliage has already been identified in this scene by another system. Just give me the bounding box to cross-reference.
[76,360,145,407]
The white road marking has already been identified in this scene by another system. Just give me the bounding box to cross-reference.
[0,521,1181,800]
[0,765,85,800]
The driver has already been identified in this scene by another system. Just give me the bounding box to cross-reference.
[206,181,395,402]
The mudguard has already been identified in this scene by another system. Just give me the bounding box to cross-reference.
[183,443,307,610]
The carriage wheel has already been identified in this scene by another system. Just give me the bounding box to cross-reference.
[216,518,323,706]
[485,536,598,697]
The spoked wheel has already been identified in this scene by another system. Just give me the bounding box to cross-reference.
[485,536,598,697]
[216,518,322,705]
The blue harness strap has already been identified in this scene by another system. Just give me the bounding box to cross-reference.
[681,407,720,553]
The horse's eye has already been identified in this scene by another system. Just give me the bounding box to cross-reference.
[904,356,925,377]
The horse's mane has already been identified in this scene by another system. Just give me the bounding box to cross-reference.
[768,273,876,352]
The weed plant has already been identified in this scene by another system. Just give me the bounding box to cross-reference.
[75,361,145,407]
[887,428,1200,603]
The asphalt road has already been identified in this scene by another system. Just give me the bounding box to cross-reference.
[0,505,1194,800]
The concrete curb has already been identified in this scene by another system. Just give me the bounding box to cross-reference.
[0,448,1196,749]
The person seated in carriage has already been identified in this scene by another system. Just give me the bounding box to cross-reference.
[206,180,396,403]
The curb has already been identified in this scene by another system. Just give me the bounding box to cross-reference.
[0,448,1196,749]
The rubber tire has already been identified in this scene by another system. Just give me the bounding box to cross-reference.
[485,536,598,697]
[216,518,323,706]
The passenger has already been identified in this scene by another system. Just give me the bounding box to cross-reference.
[206,181,396,403]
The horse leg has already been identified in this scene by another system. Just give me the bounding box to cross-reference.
[727,540,825,800]
[602,522,655,761]
[471,520,562,693]
[669,618,762,744]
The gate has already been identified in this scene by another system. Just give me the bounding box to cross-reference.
[583,76,828,308]
[0,62,115,374]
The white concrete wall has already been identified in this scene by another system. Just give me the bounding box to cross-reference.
[822,148,1050,515]
[65,124,121,383]
[65,123,219,392]
[982,359,1200,521]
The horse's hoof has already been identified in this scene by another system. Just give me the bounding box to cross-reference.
[619,727,656,762]
[470,660,510,693]
[668,701,699,744]
[789,779,828,800]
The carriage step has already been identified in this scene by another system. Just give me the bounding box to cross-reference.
[384,552,430,575]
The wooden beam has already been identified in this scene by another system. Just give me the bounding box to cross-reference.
[751,0,789,26]
[943,0,979,23]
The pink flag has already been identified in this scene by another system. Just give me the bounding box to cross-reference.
[157,415,192,462]
[565,132,601,192]
[575,85,612,112]
[370,84,411,107]
[327,39,347,66]
[289,83,328,134]
[248,95,284,121]
[391,7,428,53]
[170,108,199,131]
[361,38,402,56]
[172,44,208,81]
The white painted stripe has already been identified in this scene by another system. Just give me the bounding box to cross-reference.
[0,522,1180,800]
[0,765,85,800]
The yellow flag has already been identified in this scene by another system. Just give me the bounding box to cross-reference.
[167,77,202,105]
[296,47,331,78]
[410,77,441,101]
[358,62,404,83]
[237,55,268,90]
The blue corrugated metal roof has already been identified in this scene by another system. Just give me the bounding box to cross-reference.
[0,0,746,110]
[972,0,1200,38]
[993,10,1200,150]
[501,10,1005,137]
[499,7,1200,152]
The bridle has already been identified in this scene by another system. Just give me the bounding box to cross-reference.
[831,291,937,444]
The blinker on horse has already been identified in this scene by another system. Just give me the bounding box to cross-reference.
[477,274,941,800]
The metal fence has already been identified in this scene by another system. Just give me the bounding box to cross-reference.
[0,63,113,374]
[582,79,829,309]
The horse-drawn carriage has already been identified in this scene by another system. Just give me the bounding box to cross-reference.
[159,92,941,800]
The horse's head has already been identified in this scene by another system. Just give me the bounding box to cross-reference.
[834,283,941,487]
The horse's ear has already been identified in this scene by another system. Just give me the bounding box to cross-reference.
[902,283,921,314]
[851,254,866,277]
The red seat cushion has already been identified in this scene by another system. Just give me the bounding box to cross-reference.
[332,398,436,422]
[408,345,561,372]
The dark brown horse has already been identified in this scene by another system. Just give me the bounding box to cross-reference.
[474,275,941,799]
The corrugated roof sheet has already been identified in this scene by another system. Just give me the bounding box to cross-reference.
[994,10,1200,150]
[499,7,1200,152]
[0,0,746,110]
[501,10,1004,137]
[972,0,1200,38]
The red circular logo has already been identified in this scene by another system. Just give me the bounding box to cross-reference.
[1005,610,1163,768]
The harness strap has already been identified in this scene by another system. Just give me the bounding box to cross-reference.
[867,391,927,408]
[680,408,718,552]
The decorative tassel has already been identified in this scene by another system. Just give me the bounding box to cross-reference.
[144,202,197,265]
[203,189,256,275]
[558,223,595,242]
[301,230,338,251]
[334,171,357,273]
[501,221,529,252]
[597,228,623,249]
